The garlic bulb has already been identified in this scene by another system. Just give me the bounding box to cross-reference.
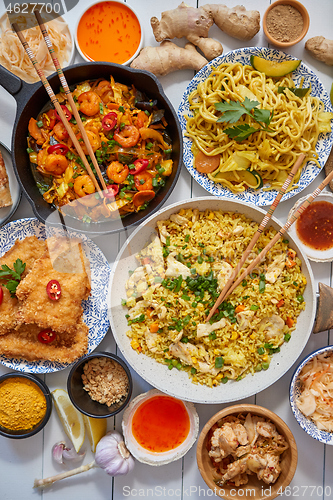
[95,431,135,476]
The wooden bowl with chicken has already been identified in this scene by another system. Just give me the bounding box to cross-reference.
[197,404,297,500]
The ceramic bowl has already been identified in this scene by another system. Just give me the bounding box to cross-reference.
[75,0,143,65]
[67,351,132,418]
[197,404,298,500]
[0,372,52,439]
[287,191,333,262]
[263,0,310,48]
[290,345,333,445]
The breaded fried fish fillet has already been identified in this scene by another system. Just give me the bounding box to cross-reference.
[0,320,88,363]
[0,236,47,334]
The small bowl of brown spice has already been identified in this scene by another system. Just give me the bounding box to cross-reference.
[67,351,133,418]
[0,372,52,439]
[263,0,310,48]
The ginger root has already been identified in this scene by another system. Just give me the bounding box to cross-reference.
[130,41,208,76]
[151,2,223,61]
[305,37,333,66]
[203,4,260,41]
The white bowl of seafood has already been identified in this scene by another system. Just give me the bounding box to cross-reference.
[122,388,199,466]
[290,345,333,445]
[197,404,297,500]
[108,197,316,404]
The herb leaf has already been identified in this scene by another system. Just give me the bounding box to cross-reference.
[0,259,26,297]
[224,124,258,142]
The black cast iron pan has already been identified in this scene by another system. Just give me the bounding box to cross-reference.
[0,62,183,234]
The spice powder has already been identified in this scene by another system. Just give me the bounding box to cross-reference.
[266,4,304,43]
[0,377,47,431]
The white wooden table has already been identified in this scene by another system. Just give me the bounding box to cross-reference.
[0,1,332,499]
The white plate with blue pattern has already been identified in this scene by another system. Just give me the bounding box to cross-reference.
[178,47,333,206]
[0,218,111,373]
[290,345,333,445]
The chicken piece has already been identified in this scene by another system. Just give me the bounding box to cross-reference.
[197,360,220,376]
[235,444,251,458]
[217,261,233,291]
[168,329,183,343]
[232,225,244,236]
[211,423,239,457]
[126,266,146,289]
[0,150,12,208]
[169,341,198,365]
[165,254,191,278]
[257,454,281,484]
[170,213,188,225]
[236,309,254,331]
[231,422,249,445]
[156,221,170,244]
[219,456,248,484]
[265,253,286,283]
[0,288,19,335]
[256,420,280,438]
[16,250,90,334]
[192,209,199,223]
[0,319,88,363]
[196,318,226,338]
[233,473,249,487]
[144,328,162,353]
[127,300,149,320]
[148,300,167,319]
[244,413,259,445]
[259,315,285,341]
[246,452,267,473]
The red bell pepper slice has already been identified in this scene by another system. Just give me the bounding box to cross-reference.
[105,184,120,198]
[46,279,62,301]
[131,159,149,175]
[38,329,57,344]
[47,144,69,155]
[102,112,117,131]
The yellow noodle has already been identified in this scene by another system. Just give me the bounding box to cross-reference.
[185,62,332,193]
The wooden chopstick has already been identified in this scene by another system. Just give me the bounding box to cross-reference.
[206,153,306,322]
[12,23,104,196]
[33,10,107,191]
[207,164,333,316]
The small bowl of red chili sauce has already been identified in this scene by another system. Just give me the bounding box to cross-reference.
[75,0,143,65]
[287,192,333,262]
[122,389,199,466]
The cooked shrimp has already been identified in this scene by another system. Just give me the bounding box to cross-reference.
[95,80,113,103]
[134,172,153,191]
[44,154,68,175]
[28,118,46,145]
[78,91,101,116]
[106,161,129,184]
[76,130,101,155]
[53,121,69,141]
[114,125,140,147]
[74,175,96,197]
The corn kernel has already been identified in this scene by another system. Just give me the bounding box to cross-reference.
[179,209,185,215]
[216,373,224,380]
[191,357,197,364]
[188,221,193,227]
[208,212,214,220]
[262,354,268,361]
[250,333,256,340]
[302,276,307,284]
[131,340,139,349]
[214,349,219,355]
[231,331,239,340]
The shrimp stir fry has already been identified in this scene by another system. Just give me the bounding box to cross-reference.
[208,413,288,487]
[27,76,174,222]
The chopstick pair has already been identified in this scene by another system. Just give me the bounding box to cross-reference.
[206,153,306,322]
[12,12,107,197]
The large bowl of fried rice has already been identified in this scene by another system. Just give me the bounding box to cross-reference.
[108,197,316,404]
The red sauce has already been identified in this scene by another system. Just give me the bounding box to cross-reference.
[77,1,141,64]
[131,395,190,452]
[296,200,333,250]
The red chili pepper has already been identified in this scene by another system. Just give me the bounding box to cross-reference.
[46,279,61,301]
[0,287,3,306]
[38,329,57,344]
[47,144,69,155]
[55,104,72,121]
[130,158,149,175]
[102,112,117,131]
[105,184,120,198]
[43,109,58,130]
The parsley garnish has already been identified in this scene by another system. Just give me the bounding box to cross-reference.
[0,259,26,296]
[215,97,273,142]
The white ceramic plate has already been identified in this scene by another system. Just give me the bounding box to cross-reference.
[290,345,333,445]
[178,47,333,207]
[0,218,111,373]
[287,191,333,262]
[0,142,21,227]
[108,197,316,404]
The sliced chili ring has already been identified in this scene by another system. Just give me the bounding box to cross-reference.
[104,184,120,198]
[130,158,149,175]
[46,279,62,301]
[0,286,3,306]
[102,112,117,131]
[38,329,57,344]
[47,144,69,155]
[55,104,72,121]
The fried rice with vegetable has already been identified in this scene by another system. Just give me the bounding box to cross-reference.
[124,208,306,387]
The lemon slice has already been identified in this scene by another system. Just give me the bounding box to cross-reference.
[52,389,85,452]
[83,415,107,452]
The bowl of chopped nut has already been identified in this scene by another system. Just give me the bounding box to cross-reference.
[67,351,133,418]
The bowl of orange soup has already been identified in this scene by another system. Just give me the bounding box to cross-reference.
[75,0,143,65]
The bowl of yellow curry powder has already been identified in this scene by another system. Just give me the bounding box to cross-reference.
[0,372,52,438]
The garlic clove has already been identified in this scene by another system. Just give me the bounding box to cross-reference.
[52,441,85,465]
[52,442,67,465]
[62,447,86,463]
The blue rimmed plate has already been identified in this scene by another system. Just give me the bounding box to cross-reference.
[0,218,111,373]
[178,47,333,206]
[290,345,333,445]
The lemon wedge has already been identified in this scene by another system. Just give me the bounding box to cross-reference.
[52,389,85,452]
[83,415,107,452]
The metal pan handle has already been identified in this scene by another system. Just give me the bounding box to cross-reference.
[0,64,39,110]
